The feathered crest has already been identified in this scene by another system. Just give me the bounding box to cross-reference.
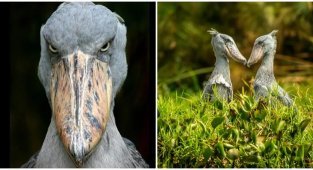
[207,28,219,36]
[114,12,125,24]
[270,30,278,37]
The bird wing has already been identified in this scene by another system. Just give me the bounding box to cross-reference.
[208,74,231,88]
[123,137,149,168]
[254,83,270,101]
[276,85,293,107]
[21,151,39,168]
[255,82,293,107]
[203,74,232,102]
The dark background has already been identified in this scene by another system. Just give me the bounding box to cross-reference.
[9,2,155,168]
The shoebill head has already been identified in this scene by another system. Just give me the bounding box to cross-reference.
[208,28,246,65]
[247,30,278,67]
[37,2,127,167]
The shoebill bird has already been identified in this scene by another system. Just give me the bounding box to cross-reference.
[21,2,148,168]
[247,30,293,106]
[203,29,247,102]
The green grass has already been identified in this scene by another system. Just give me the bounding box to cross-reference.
[157,84,313,168]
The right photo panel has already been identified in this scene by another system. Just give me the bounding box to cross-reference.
[157,2,313,168]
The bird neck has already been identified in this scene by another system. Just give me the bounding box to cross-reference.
[256,50,276,83]
[214,55,230,78]
[261,51,275,71]
[35,107,137,168]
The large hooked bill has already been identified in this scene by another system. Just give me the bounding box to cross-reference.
[50,50,112,167]
[224,42,247,65]
[247,44,264,67]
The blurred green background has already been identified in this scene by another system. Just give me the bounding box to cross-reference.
[10,2,155,168]
[158,2,313,93]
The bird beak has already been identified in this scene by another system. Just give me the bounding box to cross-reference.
[50,50,112,167]
[224,42,247,65]
[247,44,264,68]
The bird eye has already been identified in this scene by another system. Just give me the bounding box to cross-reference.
[257,41,264,46]
[100,42,110,52]
[48,44,58,54]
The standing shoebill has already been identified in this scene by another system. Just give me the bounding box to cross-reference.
[22,2,148,168]
[203,29,247,102]
[247,30,293,106]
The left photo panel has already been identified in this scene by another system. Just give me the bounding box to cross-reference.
[9,2,155,168]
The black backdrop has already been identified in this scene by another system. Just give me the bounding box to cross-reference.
[8,2,155,168]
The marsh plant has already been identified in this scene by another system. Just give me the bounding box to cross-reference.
[158,83,313,168]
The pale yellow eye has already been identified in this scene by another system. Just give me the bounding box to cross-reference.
[48,44,58,54]
[100,42,110,52]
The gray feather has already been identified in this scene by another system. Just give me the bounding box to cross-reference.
[277,85,293,106]
[123,138,149,168]
[21,152,38,168]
